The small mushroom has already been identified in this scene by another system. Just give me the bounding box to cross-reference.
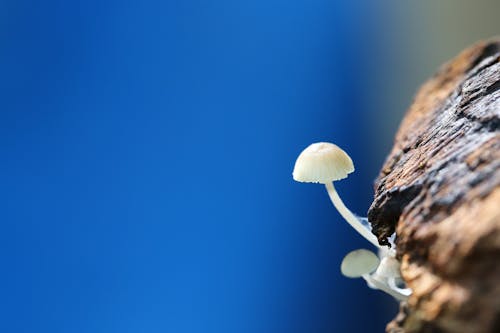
[340,249,380,278]
[293,142,380,248]
[341,249,410,301]
[372,248,412,299]
[363,273,410,301]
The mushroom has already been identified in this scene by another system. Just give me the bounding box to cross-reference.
[292,142,381,248]
[341,249,410,301]
[373,248,412,299]
[340,248,380,278]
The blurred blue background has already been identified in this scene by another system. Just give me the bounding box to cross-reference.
[1,1,498,332]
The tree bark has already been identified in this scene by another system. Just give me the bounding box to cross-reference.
[367,39,500,333]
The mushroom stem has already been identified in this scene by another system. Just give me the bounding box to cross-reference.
[362,274,409,301]
[388,277,412,298]
[325,182,380,248]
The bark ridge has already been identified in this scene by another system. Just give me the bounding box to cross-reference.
[368,39,500,333]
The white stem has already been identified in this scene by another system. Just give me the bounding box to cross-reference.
[325,182,380,248]
[388,277,412,298]
[362,274,409,301]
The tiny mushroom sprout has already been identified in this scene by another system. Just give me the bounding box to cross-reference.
[341,249,410,301]
[292,142,381,248]
[373,247,412,299]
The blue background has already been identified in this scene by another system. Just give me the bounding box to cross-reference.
[6,0,496,332]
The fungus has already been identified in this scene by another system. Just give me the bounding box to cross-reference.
[341,249,411,301]
[292,142,380,248]
[293,141,412,301]
[340,249,379,278]
[373,248,412,299]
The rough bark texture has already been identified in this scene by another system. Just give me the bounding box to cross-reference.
[367,39,500,333]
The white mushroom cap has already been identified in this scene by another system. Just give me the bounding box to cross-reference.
[292,142,354,184]
[341,249,380,278]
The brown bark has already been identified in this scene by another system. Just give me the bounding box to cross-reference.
[367,39,500,333]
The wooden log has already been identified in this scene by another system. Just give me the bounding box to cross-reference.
[367,39,500,333]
